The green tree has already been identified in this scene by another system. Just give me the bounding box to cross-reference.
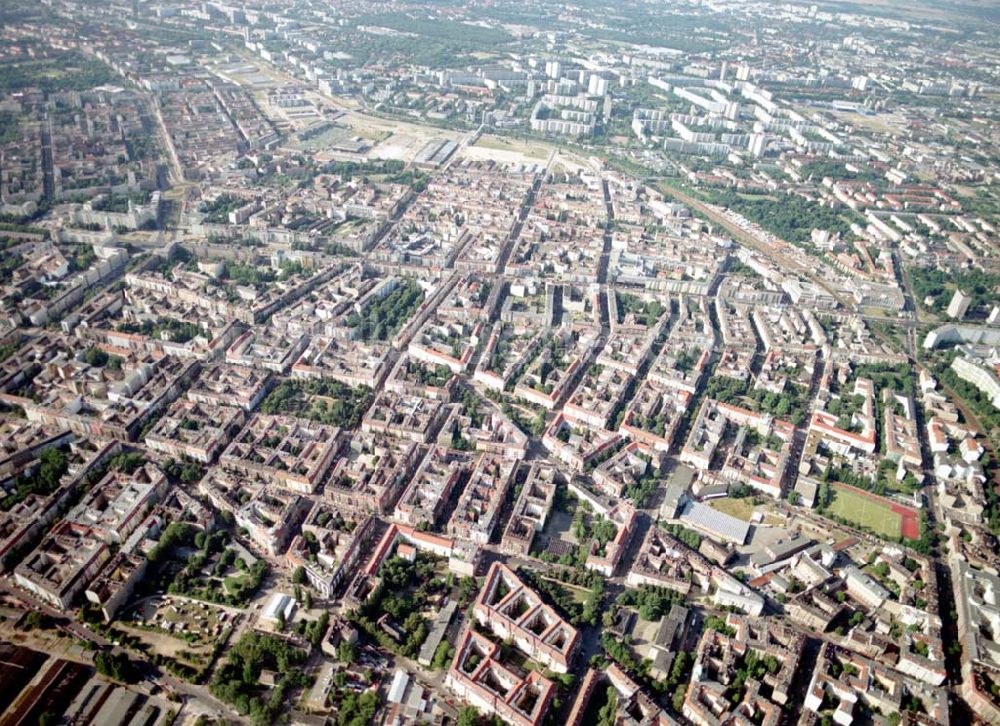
[431,641,455,669]
[597,686,618,726]
[94,651,136,683]
[338,641,357,664]
[82,346,109,367]
[336,691,379,726]
[531,410,547,436]
[672,684,687,713]
[22,610,45,631]
[457,706,481,726]
[705,616,736,637]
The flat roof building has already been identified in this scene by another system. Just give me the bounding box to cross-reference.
[679,500,751,545]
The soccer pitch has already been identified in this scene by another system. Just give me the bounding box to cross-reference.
[828,484,903,539]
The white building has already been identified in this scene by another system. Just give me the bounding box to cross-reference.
[953,355,1000,410]
[947,289,973,320]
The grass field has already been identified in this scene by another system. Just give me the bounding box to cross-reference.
[538,574,590,604]
[828,484,902,539]
[708,497,756,521]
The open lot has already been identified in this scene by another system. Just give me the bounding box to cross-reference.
[330,112,465,162]
[120,595,233,668]
[466,134,550,164]
[213,62,278,88]
[287,124,353,151]
[535,507,580,556]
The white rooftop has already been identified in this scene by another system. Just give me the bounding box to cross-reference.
[262,592,296,622]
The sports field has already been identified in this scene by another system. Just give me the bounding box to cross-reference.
[828,484,914,539]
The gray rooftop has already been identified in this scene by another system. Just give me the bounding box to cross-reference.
[680,501,751,544]
[751,535,813,566]
[418,599,458,666]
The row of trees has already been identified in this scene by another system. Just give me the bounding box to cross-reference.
[0,111,18,144]
[94,651,137,683]
[665,523,703,550]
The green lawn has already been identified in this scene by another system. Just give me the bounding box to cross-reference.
[828,485,902,539]
[709,497,756,521]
